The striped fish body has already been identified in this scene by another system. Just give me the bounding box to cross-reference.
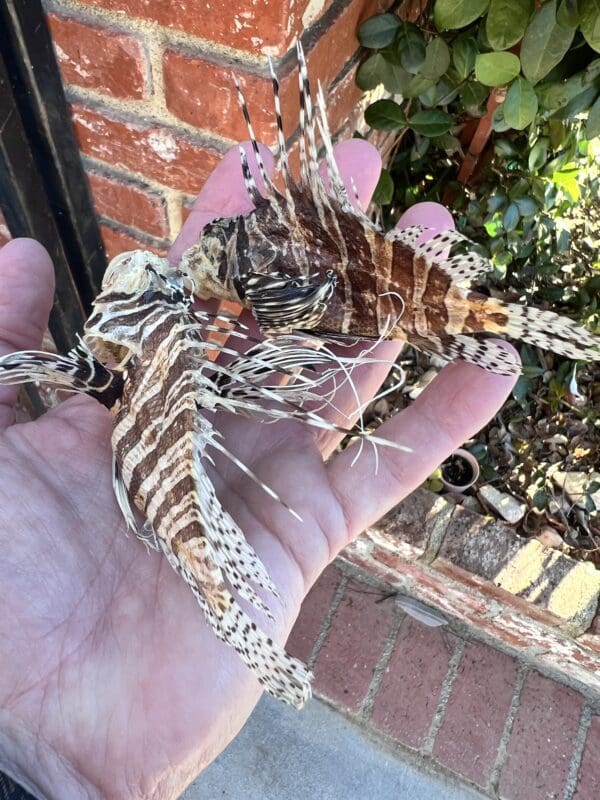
[180,46,600,376]
[81,251,312,706]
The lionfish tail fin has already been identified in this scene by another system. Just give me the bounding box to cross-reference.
[498,302,600,363]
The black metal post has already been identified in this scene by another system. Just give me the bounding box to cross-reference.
[0,0,107,350]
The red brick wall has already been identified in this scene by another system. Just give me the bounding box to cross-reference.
[41,0,389,259]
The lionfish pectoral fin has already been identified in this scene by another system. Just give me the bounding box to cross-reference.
[243,270,336,334]
[409,332,521,376]
[0,340,123,408]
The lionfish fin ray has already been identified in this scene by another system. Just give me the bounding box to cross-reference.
[0,339,122,406]
[206,435,302,520]
[496,302,600,362]
[410,332,520,376]
[159,533,311,707]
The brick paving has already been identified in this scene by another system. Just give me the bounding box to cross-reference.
[287,553,600,800]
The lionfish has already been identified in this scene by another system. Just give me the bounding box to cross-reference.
[0,45,599,708]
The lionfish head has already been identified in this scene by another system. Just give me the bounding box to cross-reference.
[182,43,386,338]
[101,250,180,297]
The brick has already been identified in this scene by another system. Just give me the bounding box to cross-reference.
[87,171,169,239]
[99,223,167,260]
[71,104,221,194]
[0,208,10,247]
[47,12,146,99]
[574,715,600,799]
[370,488,454,558]
[499,671,582,800]
[301,0,383,96]
[437,506,521,580]
[326,65,365,138]
[433,642,518,787]
[163,0,385,143]
[286,563,341,663]
[77,0,337,56]
[162,50,296,144]
[370,616,454,748]
[436,506,600,635]
[313,577,395,713]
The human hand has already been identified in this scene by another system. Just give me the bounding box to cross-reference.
[0,140,518,800]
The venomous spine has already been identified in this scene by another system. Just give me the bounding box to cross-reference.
[0,45,599,708]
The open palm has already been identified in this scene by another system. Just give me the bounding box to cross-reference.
[0,141,517,800]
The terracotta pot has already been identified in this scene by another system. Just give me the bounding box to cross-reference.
[440,448,480,492]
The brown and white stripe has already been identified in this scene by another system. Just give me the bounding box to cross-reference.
[182,44,600,374]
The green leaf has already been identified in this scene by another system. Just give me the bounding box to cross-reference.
[432,133,462,152]
[434,0,490,31]
[424,37,451,79]
[364,99,407,130]
[404,73,437,97]
[495,138,517,157]
[403,38,451,96]
[548,119,565,148]
[382,62,413,94]
[486,0,534,50]
[408,108,453,136]
[396,22,427,73]
[556,0,580,27]
[521,1,576,84]
[515,196,539,216]
[452,35,478,79]
[536,73,586,112]
[461,80,489,115]
[585,58,600,84]
[357,55,412,93]
[580,0,600,52]
[488,194,508,212]
[372,168,394,204]
[503,202,521,231]
[504,76,539,129]
[357,13,401,49]
[356,54,387,90]
[528,137,549,171]
[553,167,581,201]
[586,95,600,138]
[475,52,521,86]
[554,85,598,118]
[492,103,511,131]
[430,78,460,106]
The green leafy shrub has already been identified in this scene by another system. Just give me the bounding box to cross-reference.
[357,0,600,359]
[358,3,600,523]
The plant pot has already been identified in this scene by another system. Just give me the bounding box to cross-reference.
[440,448,480,493]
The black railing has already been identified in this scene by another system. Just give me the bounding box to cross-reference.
[0,0,106,353]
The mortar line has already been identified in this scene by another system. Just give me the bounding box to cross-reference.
[562,703,592,800]
[422,637,466,754]
[97,215,170,249]
[43,0,358,71]
[359,605,406,720]
[489,663,528,794]
[306,574,348,671]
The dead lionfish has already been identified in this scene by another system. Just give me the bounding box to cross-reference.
[1,45,599,708]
